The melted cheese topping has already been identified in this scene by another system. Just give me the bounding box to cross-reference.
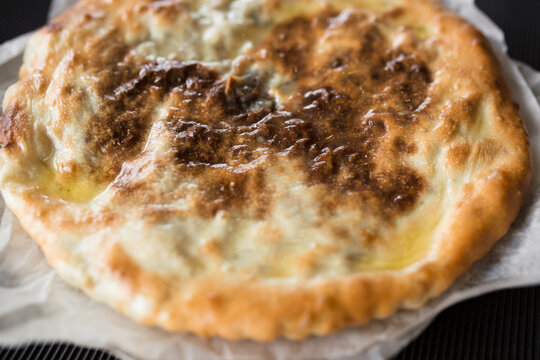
[0,0,515,280]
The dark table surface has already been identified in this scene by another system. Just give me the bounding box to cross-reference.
[0,0,539,359]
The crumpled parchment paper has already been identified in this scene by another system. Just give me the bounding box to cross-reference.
[1,0,539,359]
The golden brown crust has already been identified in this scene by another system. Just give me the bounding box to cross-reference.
[0,0,532,340]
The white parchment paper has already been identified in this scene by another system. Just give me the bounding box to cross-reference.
[1,0,539,359]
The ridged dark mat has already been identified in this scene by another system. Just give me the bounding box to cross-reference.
[0,0,539,359]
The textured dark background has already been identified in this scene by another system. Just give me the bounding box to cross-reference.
[0,0,539,359]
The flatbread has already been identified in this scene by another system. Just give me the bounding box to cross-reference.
[0,0,531,340]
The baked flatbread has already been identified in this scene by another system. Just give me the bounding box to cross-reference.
[0,0,531,340]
